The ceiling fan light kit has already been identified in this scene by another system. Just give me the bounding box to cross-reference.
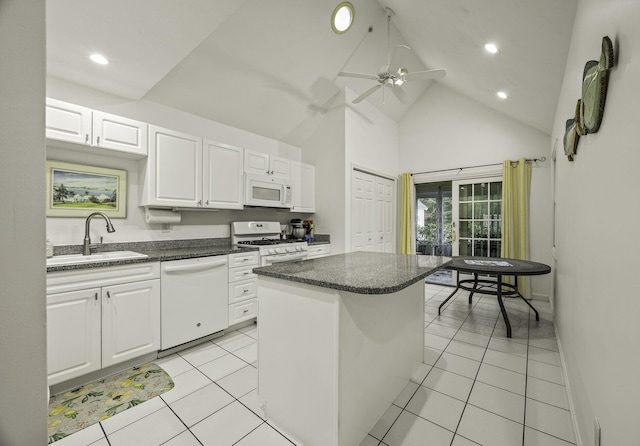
[338,7,446,104]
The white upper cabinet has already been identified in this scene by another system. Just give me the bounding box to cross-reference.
[291,161,316,213]
[46,99,92,145]
[141,128,245,210]
[203,140,244,210]
[142,125,203,208]
[92,111,148,157]
[46,98,148,159]
[244,149,291,180]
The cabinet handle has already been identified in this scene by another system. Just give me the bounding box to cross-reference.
[106,291,111,299]
[243,309,249,314]
[85,134,89,144]
[94,292,98,301]
[205,200,209,206]
[243,289,250,293]
[96,136,100,146]
[198,200,202,207]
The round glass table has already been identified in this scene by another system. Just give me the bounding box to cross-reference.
[439,256,551,338]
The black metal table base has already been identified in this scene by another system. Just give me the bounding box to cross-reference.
[438,273,539,338]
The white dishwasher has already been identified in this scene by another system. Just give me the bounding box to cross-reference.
[160,256,229,350]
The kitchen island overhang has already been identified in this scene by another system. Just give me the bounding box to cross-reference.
[254,252,451,446]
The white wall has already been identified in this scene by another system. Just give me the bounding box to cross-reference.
[0,0,47,444]
[551,1,640,444]
[303,92,347,253]
[46,79,312,246]
[344,88,400,252]
[399,83,553,300]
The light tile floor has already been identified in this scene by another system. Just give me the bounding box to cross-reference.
[53,284,575,446]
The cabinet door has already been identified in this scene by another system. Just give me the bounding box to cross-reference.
[45,98,92,145]
[47,288,101,385]
[92,111,148,158]
[203,140,244,209]
[102,279,160,367]
[244,149,270,175]
[146,125,202,207]
[291,162,315,212]
[270,155,291,180]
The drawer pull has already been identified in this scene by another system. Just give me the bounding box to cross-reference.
[243,289,250,293]
[243,309,249,314]
[243,271,250,275]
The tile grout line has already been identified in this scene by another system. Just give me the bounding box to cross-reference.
[449,293,501,446]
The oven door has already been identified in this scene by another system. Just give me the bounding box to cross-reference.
[245,173,292,208]
[261,251,308,266]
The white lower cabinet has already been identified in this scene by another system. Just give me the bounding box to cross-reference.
[46,263,160,386]
[47,288,101,385]
[101,280,160,367]
[307,243,331,259]
[228,251,259,325]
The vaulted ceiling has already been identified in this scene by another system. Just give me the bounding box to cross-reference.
[46,0,577,145]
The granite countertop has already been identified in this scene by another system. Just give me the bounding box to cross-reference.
[253,251,451,295]
[46,239,257,273]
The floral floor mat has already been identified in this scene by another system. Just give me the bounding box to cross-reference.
[48,362,174,444]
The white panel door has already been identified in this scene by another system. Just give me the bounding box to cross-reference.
[47,288,101,385]
[148,125,202,207]
[45,98,92,145]
[376,176,395,253]
[92,111,147,157]
[102,279,160,367]
[351,170,376,252]
[203,140,244,209]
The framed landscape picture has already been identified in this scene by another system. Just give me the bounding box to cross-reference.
[46,160,127,218]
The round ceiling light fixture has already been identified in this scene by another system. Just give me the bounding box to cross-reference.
[332,2,354,34]
[497,91,508,99]
[89,53,109,65]
[484,43,499,54]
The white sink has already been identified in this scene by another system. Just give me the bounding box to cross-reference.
[47,250,148,267]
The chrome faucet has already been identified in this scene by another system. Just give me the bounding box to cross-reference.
[83,212,116,255]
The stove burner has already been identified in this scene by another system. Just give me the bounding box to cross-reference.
[237,239,298,246]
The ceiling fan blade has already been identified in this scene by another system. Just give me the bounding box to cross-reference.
[404,68,447,81]
[391,85,409,104]
[353,84,382,103]
[338,71,379,81]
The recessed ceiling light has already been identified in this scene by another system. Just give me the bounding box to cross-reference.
[332,2,354,34]
[484,43,499,54]
[89,53,109,65]
[497,91,508,99]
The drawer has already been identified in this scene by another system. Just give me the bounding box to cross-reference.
[229,266,257,282]
[228,280,257,304]
[229,298,257,325]
[307,244,331,259]
[228,252,259,268]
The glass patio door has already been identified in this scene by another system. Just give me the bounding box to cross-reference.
[452,177,503,259]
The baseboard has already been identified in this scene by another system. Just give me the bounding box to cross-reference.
[530,292,550,302]
[555,325,583,446]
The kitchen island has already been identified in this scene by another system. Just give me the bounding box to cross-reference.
[253,252,450,446]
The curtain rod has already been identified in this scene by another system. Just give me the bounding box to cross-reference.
[410,157,546,176]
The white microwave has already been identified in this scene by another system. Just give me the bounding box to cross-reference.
[244,173,293,208]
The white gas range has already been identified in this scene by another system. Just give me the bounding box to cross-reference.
[231,221,308,266]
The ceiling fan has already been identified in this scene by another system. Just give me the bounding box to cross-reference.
[338,7,446,104]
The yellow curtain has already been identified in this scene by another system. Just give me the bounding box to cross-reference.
[400,173,413,254]
[501,158,531,296]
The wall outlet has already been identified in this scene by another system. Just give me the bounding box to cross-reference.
[594,417,601,446]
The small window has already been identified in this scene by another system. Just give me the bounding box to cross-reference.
[331,2,354,34]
